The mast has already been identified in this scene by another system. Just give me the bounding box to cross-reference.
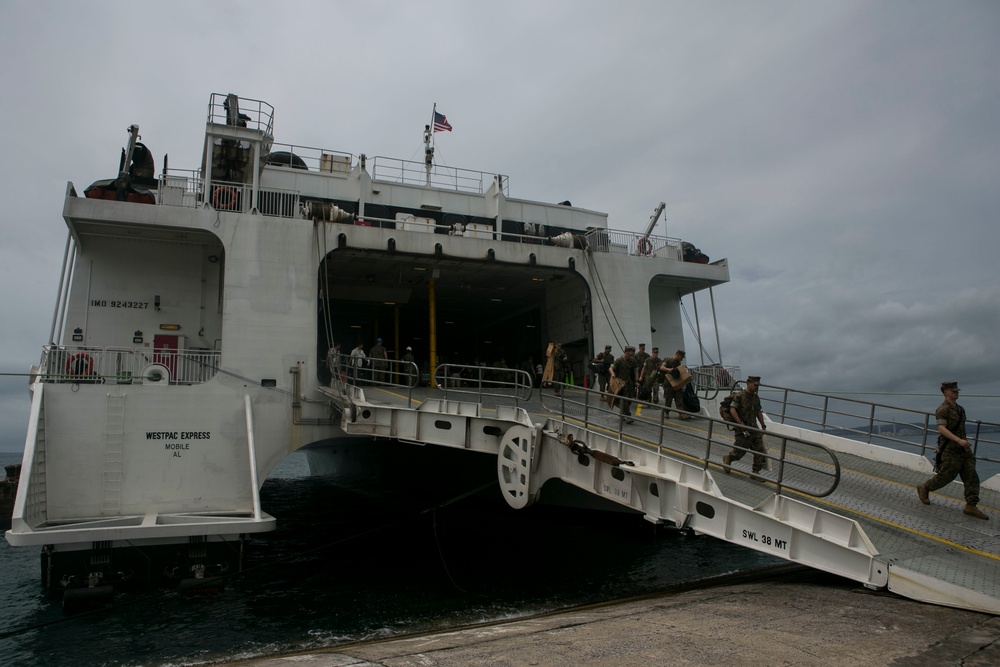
[424,103,436,186]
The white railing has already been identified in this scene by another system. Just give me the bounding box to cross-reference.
[370,156,509,195]
[586,228,682,259]
[158,169,202,208]
[690,364,743,396]
[41,345,220,385]
[761,384,1000,473]
[207,93,275,137]
[157,175,301,219]
[264,142,354,174]
[254,185,300,218]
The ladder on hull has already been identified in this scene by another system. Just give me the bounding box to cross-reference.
[102,393,126,516]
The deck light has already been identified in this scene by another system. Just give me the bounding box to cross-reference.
[72,327,83,342]
[159,324,181,331]
[133,330,144,344]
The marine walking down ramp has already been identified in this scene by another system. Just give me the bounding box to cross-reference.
[216,567,1000,667]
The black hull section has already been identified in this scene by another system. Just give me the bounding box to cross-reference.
[40,536,248,595]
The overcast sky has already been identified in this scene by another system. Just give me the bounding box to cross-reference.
[1,0,998,450]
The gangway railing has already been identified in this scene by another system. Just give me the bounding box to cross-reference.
[432,363,534,409]
[542,382,842,499]
[331,353,421,407]
[689,364,742,399]
[759,384,1000,471]
[329,357,535,413]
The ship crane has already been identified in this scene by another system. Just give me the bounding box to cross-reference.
[638,202,665,255]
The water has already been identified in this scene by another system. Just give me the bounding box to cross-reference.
[0,450,778,666]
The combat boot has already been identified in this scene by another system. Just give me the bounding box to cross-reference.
[964,504,989,520]
[722,454,732,474]
[916,484,930,505]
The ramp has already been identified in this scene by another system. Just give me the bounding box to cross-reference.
[321,379,1000,614]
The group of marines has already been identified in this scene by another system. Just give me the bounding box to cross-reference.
[592,343,691,424]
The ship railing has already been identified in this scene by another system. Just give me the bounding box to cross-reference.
[207,179,301,218]
[371,156,510,196]
[207,93,275,137]
[759,384,1000,473]
[158,168,202,208]
[264,142,355,175]
[585,228,683,259]
[346,215,692,262]
[545,382,842,499]
[40,345,221,386]
[157,172,302,219]
[432,364,534,408]
[689,364,743,399]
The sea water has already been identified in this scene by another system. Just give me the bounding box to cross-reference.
[0,450,778,666]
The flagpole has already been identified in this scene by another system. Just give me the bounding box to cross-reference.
[424,103,436,186]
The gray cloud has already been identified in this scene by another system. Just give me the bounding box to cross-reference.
[1,1,998,447]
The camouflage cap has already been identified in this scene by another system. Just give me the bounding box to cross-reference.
[941,381,960,392]
[747,375,761,383]
[624,346,635,353]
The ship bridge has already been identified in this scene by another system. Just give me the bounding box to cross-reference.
[318,362,1000,615]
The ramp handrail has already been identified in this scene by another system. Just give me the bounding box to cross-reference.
[760,384,1000,469]
[330,353,421,406]
[433,363,534,408]
[330,356,532,410]
[542,382,842,499]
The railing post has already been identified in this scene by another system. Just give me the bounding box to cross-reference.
[920,413,931,457]
[703,419,715,469]
[867,403,876,444]
[773,437,789,497]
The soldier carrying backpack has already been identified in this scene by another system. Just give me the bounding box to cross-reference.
[720,376,768,476]
[719,390,741,429]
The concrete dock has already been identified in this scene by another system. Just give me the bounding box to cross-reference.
[214,566,1000,666]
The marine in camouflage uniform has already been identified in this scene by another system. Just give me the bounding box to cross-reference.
[659,349,688,418]
[722,376,767,474]
[593,345,614,393]
[916,382,988,520]
[551,343,569,396]
[610,346,637,423]
[369,339,388,384]
[633,344,649,379]
[639,347,662,403]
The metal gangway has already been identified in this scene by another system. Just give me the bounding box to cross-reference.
[318,359,1000,615]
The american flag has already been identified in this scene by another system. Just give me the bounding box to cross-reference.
[433,111,452,133]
